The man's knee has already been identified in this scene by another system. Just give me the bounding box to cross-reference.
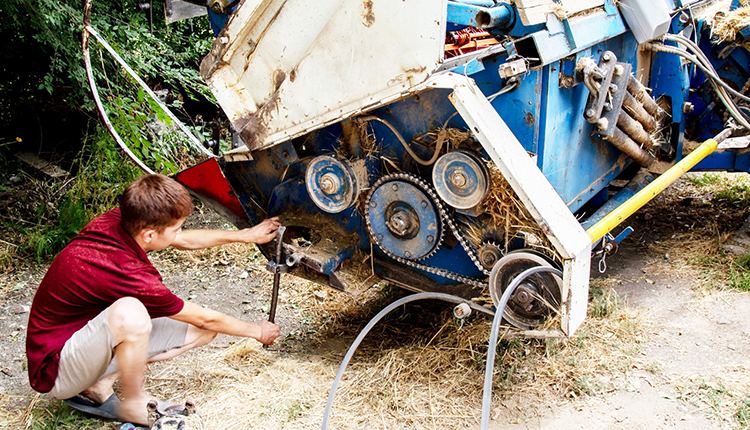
[106,297,152,341]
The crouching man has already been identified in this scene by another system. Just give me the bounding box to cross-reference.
[26,174,281,425]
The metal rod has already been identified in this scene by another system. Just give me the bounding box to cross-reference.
[627,75,662,121]
[586,129,731,242]
[617,110,654,150]
[604,127,654,167]
[268,225,286,323]
[83,24,217,159]
[622,91,657,132]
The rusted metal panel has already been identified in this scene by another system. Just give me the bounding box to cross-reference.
[201,0,447,152]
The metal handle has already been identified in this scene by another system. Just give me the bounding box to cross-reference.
[268,226,286,323]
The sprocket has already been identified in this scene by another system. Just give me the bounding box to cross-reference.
[365,173,444,260]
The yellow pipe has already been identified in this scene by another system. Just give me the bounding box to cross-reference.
[586,136,722,243]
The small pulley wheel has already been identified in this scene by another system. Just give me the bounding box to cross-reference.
[432,150,490,210]
[489,250,562,329]
[305,155,361,213]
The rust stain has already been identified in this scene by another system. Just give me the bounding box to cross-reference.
[362,0,375,27]
[238,91,282,150]
[524,111,535,127]
[272,69,287,92]
[289,68,297,83]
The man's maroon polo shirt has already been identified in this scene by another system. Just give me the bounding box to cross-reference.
[26,208,185,393]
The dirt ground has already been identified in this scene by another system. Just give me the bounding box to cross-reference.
[1,177,749,429]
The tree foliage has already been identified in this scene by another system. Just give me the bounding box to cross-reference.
[0,0,216,111]
[0,0,220,266]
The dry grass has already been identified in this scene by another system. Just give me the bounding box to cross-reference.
[478,163,560,263]
[143,278,646,430]
[712,6,750,43]
[677,365,750,426]
[637,173,750,293]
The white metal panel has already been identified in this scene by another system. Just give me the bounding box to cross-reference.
[201,0,447,151]
[515,0,605,26]
[433,72,592,335]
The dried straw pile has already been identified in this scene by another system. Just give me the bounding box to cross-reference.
[146,280,646,430]
[414,126,560,262]
[712,6,750,43]
[478,163,560,263]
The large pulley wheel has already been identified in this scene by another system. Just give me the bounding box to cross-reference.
[489,251,562,330]
[366,176,443,260]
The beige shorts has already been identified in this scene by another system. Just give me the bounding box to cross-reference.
[48,310,188,399]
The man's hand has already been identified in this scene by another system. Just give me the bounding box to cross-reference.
[257,319,281,345]
[172,217,282,250]
[234,217,281,245]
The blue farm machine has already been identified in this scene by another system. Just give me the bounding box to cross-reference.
[86,0,750,337]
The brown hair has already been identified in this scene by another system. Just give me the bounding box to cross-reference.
[119,174,194,236]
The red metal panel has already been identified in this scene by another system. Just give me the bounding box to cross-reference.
[175,158,247,221]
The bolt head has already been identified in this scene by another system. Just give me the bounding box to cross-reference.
[597,118,609,130]
[451,170,468,188]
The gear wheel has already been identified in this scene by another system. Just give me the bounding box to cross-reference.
[477,242,502,271]
[365,174,444,260]
[363,172,489,287]
[489,250,562,329]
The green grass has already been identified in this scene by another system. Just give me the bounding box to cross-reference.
[687,172,750,207]
[589,285,620,318]
[697,251,750,292]
[736,398,750,429]
[686,172,723,187]
[680,378,750,429]
[0,127,139,269]
[14,400,115,430]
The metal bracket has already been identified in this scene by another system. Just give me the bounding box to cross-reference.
[582,52,631,138]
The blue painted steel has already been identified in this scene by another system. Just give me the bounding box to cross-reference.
[447,2,513,29]
[612,226,633,243]
[207,0,750,295]
[518,3,627,66]
[580,172,654,230]
[453,0,494,7]
[305,156,358,213]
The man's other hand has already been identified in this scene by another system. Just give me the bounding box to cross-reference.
[236,217,281,244]
[257,319,281,345]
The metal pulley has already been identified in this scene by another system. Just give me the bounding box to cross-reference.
[488,251,562,330]
[432,150,490,211]
[305,155,367,213]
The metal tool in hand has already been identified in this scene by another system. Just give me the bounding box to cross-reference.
[265,226,301,323]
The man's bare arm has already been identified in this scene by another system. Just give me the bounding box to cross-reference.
[169,301,280,345]
[171,217,281,250]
